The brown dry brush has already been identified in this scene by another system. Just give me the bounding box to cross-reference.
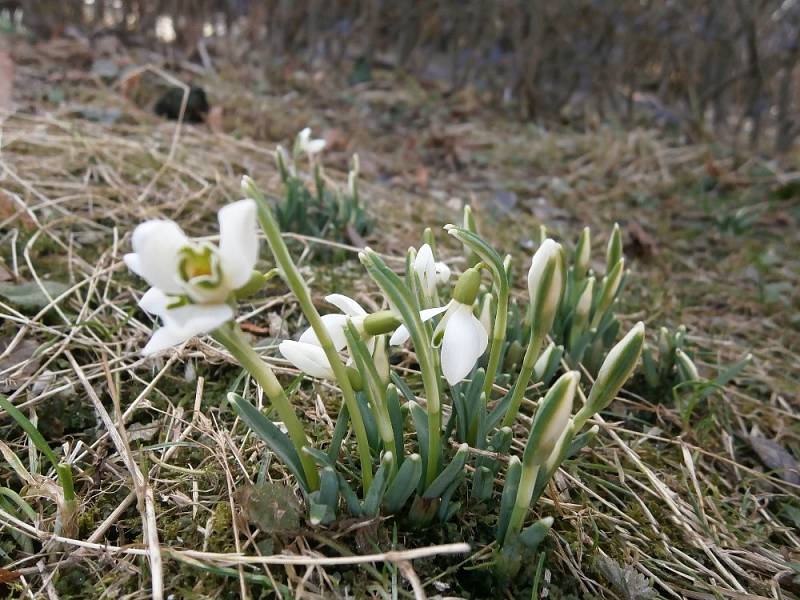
[6,0,800,154]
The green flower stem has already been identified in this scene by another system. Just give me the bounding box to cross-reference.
[56,463,75,504]
[360,250,442,486]
[213,324,319,490]
[249,185,373,490]
[500,329,546,428]
[504,463,540,544]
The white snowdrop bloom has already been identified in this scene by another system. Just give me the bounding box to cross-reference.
[124,199,258,355]
[390,266,487,385]
[297,127,326,156]
[413,243,450,298]
[278,340,335,379]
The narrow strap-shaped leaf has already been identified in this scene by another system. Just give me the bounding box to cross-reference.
[496,457,522,543]
[390,372,416,404]
[228,393,310,493]
[519,516,554,551]
[386,385,405,467]
[362,452,394,516]
[0,394,59,470]
[407,401,429,491]
[423,443,469,499]
[383,453,423,513]
[327,405,350,463]
[336,473,362,517]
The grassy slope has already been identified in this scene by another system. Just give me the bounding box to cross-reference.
[1,40,799,599]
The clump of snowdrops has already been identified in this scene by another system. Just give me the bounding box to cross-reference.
[125,137,646,580]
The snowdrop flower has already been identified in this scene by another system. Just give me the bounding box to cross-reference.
[413,244,451,298]
[278,340,335,379]
[527,239,564,337]
[279,294,388,378]
[296,127,326,157]
[391,267,487,385]
[125,199,258,355]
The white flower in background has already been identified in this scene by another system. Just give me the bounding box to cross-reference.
[278,340,335,379]
[125,199,258,355]
[390,266,487,385]
[413,244,451,298]
[279,294,374,378]
[297,127,326,157]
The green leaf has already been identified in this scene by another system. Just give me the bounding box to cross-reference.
[423,443,468,499]
[228,393,310,493]
[362,453,394,516]
[0,280,71,310]
[384,454,422,513]
[0,394,59,469]
[496,457,522,543]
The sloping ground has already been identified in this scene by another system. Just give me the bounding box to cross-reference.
[1,38,799,599]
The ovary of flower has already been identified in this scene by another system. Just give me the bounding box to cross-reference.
[297,127,326,156]
[389,299,488,386]
[124,199,258,355]
[413,243,451,298]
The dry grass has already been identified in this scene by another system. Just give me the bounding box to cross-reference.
[0,45,799,599]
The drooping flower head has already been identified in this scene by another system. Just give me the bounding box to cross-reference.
[125,199,258,355]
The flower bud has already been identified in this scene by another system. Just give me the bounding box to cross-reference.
[605,222,622,274]
[675,348,699,382]
[523,371,579,466]
[575,226,591,279]
[413,243,437,298]
[591,258,623,329]
[527,239,564,338]
[579,322,644,425]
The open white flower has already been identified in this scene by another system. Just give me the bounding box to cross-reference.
[280,294,378,379]
[390,266,487,385]
[278,340,335,379]
[125,199,258,355]
[413,243,451,298]
[297,127,326,156]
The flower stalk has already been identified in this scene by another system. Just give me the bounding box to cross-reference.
[212,323,319,490]
[243,176,373,490]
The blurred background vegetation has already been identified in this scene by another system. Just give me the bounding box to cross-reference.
[4,0,800,154]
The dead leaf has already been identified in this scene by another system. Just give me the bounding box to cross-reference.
[0,50,13,113]
[748,435,800,485]
[0,258,12,282]
[240,322,270,335]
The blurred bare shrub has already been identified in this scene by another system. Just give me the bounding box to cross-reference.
[7,0,800,153]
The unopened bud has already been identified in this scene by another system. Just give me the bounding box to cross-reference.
[675,348,699,382]
[524,371,579,466]
[575,226,591,279]
[527,239,564,337]
[579,322,645,426]
[605,223,622,273]
[591,258,623,329]
[372,336,390,385]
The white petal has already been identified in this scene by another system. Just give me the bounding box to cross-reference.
[143,327,189,355]
[440,305,486,385]
[434,261,451,285]
[218,199,258,289]
[124,253,144,277]
[306,139,326,154]
[389,304,450,346]
[138,288,170,317]
[325,294,367,317]
[389,325,411,346]
[279,341,334,379]
[130,220,189,294]
[298,314,349,350]
[141,303,233,355]
[413,244,436,296]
